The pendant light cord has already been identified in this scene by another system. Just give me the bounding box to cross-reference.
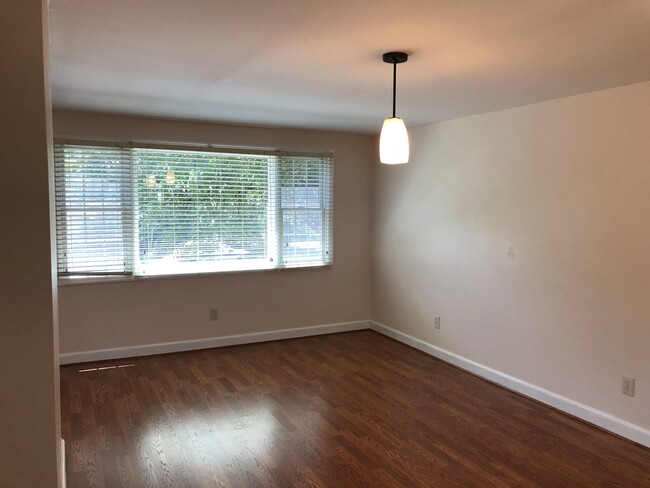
[392,60,397,118]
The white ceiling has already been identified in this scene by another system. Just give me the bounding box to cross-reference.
[49,0,650,134]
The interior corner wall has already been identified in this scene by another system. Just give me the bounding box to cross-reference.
[54,112,374,356]
[0,0,61,486]
[372,81,650,432]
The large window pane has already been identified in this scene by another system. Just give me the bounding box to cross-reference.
[134,149,270,275]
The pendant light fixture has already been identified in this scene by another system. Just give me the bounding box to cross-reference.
[380,51,409,165]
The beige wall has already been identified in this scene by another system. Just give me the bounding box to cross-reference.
[373,81,650,431]
[0,1,61,486]
[54,112,374,354]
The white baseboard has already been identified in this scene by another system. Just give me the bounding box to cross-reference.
[60,438,66,488]
[371,321,650,448]
[59,320,371,365]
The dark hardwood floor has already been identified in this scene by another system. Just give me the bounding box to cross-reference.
[60,330,650,487]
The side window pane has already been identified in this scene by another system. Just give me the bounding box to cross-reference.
[54,146,131,275]
[279,157,332,267]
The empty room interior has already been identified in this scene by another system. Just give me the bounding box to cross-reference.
[2,1,650,487]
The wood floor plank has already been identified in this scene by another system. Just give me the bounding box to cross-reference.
[60,330,650,487]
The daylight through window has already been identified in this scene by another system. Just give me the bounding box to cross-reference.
[54,141,333,277]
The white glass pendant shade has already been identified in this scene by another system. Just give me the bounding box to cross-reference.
[380,117,409,164]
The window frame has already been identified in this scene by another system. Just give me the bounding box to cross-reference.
[54,138,334,284]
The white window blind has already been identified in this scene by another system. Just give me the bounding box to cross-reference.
[54,141,333,278]
[54,145,133,275]
[279,157,333,268]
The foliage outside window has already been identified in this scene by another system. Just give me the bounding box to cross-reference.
[54,141,333,278]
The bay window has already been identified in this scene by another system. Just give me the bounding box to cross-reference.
[54,141,333,278]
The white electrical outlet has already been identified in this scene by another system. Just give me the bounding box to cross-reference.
[622,376,635,397]
[209,308,219,321]
[434,316,441,329]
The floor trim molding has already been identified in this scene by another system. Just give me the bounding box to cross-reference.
[59,320,371,365]
[60,438,66,488]
[371,321,650,448]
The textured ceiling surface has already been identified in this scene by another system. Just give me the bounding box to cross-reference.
[49,0,650,133]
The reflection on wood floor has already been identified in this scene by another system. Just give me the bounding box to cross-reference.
[60,330,650,487]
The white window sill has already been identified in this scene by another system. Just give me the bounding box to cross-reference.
[57,263,333,286]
